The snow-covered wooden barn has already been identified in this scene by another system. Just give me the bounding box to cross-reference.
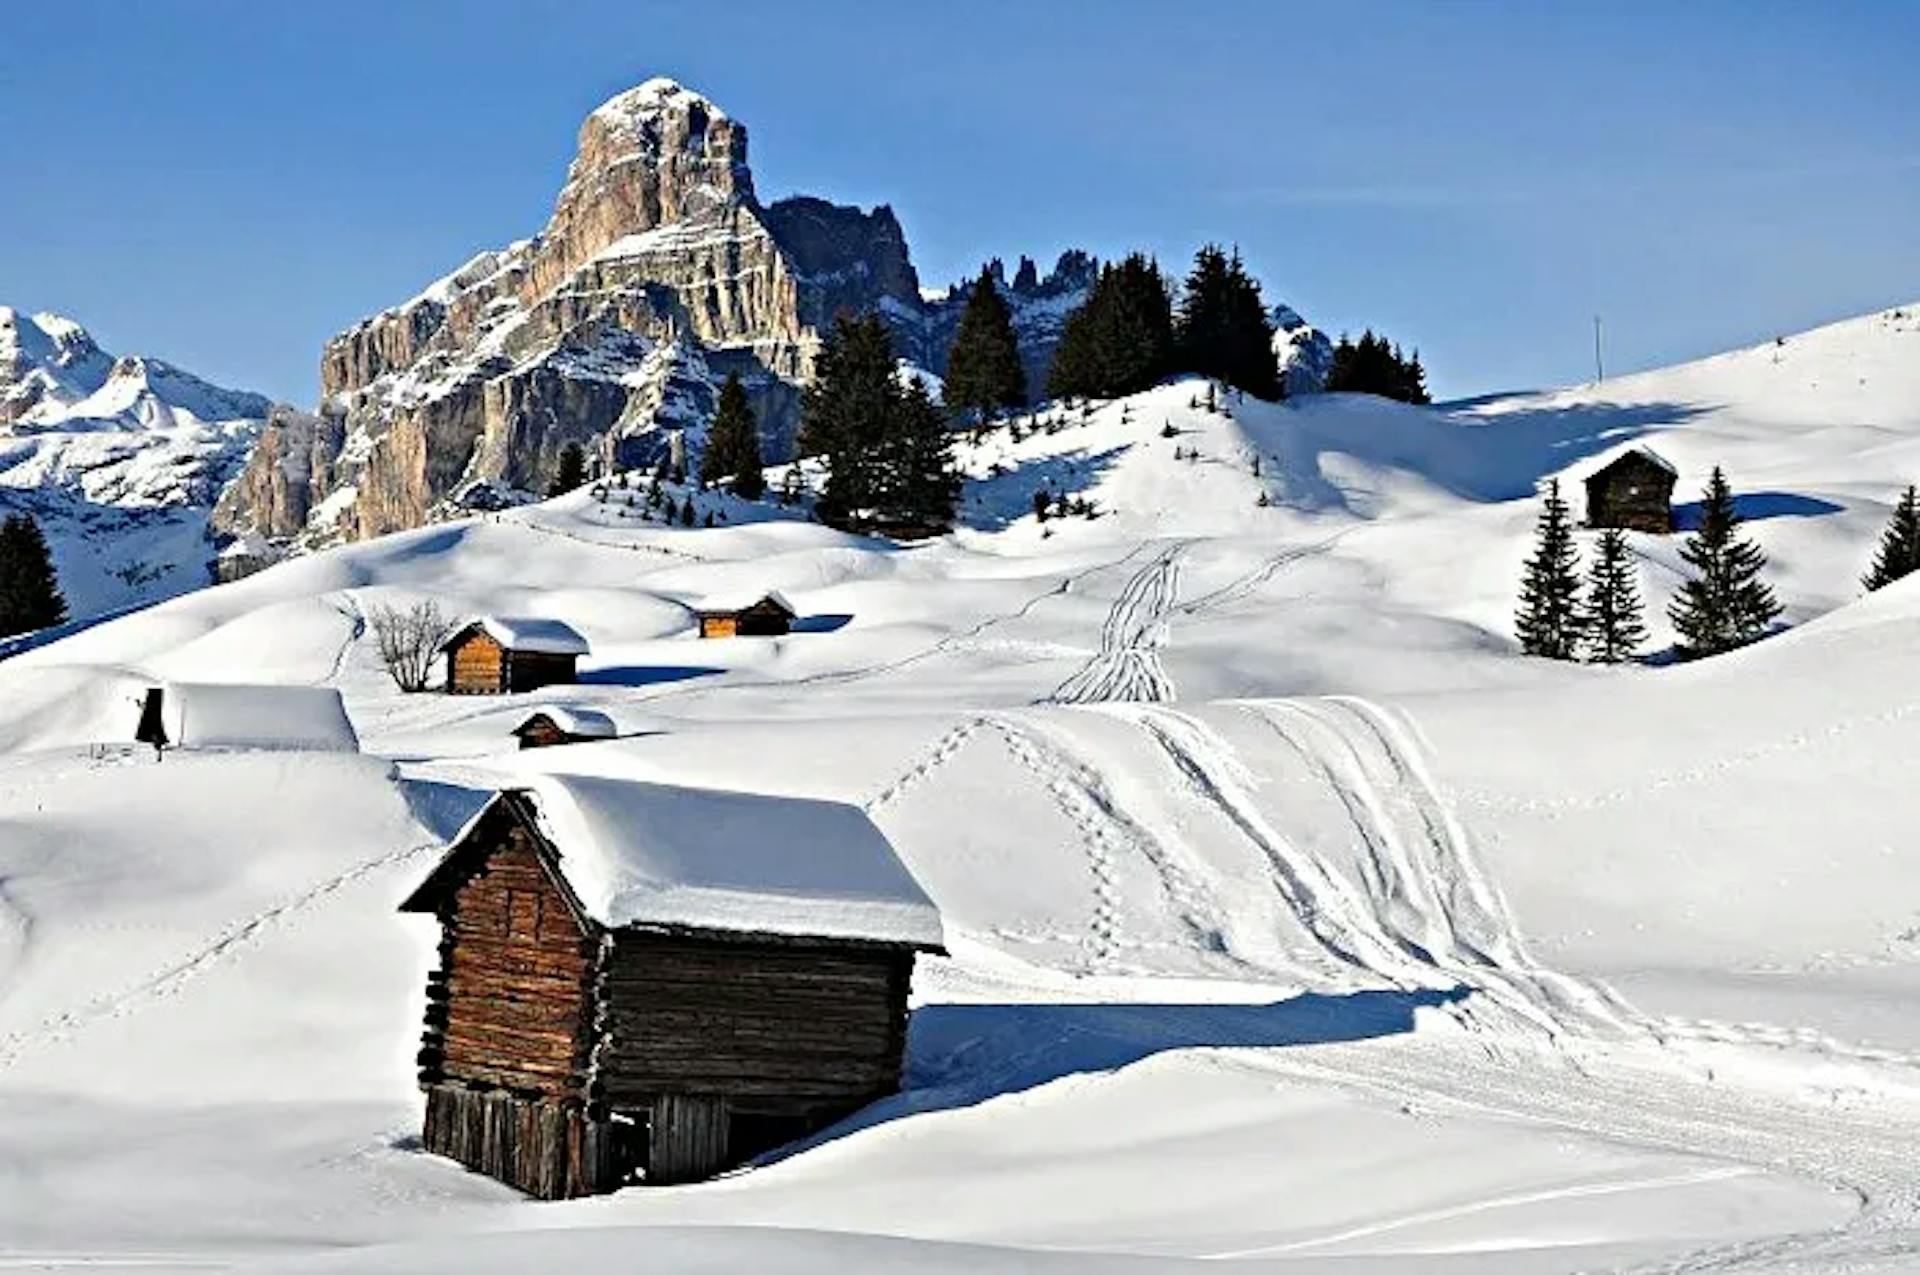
[133,682,359,752]
[696,591,796,639]
[398,775,944,1197]
[511,707,618,750]
[439,616,589,695]
[1583,447,1677,534]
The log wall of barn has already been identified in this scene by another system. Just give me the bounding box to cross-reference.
[448,633,507,693]
[594,933,913,1115]
[424,819,597,1098]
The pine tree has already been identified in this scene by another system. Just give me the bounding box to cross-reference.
[1046,253,1173,400]
[1175,245,1281,400]
[1863,484,1920,591]
[0,512,67,638]
[1668,467,1782,658]
[800,312,900,527]
[1515,479,1583,659]
[878,377,960,530]
[943,267,1026,423]
[1582,529,1646,663]
[1326,329,1430,403]
[548,443,587,496]
[701,372,765,499]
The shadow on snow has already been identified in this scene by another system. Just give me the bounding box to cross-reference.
[1673,491,1844,529]
[766,985,1468,1167]
[578,664,724,688]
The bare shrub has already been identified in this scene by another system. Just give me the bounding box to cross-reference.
[370,600,452,693]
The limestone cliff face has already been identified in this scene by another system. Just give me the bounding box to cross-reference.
[220,77,909,546]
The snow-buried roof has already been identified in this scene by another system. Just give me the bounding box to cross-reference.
[514,707,618,739]
[1577,445,1678,480]
[423,775,944,950]
[151,683,358,753]
[442,616,590,655]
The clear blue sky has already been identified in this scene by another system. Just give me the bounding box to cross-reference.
[3,2,1915,405]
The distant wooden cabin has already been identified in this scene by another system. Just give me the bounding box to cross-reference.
[398,776,944,1197]
[438,617,590,695]
[133,683,359,752]
[511,707,618,750]
[697,592,796,639]
[1584,448,1677,534]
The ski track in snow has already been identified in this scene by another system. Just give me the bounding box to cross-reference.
[0,838,439,1073]
[1047,542,1184,705]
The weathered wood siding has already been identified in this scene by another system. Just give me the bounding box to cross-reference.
[594,932,912,1113]
[516,716,570,750]
[506,651,578,693]
[425,815,596,1098]
[446,631,507,694]
[699,615,738,639]
[1585,456,1676,534]
[422,1084,628,1199]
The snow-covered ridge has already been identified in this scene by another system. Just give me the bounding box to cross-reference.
[590,75,729,126]
[0,307,274,620]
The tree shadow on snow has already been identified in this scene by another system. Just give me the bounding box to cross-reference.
[1672,491,1843,529]
[577,664,724,688]
[957,445,1130,532]
[762,986,1468,1167]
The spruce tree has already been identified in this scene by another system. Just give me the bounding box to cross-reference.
[548,443,587,496]
[701,372,765,499]
[801,312,900,528]
[1175,245,1281,400]
[0,512,67,638]
[1668,467,1782,658]
[1515,479,1584,659]
[880,377,960,530]
[1046,253,1173,400]
[944,267,1026,422]
[1582,528,1646,663]
[1863,484,1920,591]
[1326,329,1430,403]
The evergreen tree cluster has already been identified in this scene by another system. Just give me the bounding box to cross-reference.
[1515,481,1650,663]
[1325,330,1430,404]
[943,268,1026,424]
[1175,244,1280,400]
[1863,484,1920,591]
[698,372,766,500]
[1046,254,1177,401]
[801,313,958,533]
[0,512,67,639]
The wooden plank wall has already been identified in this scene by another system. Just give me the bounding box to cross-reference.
[434,823,596,1097]
[648,1093,730,1184]
[448,633,506,693]
[422,1084,625,1198]
[507,651,578,692]
[594,933,913,1113]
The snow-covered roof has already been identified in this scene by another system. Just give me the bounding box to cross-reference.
[416,775,943,950]
[699,590,797,618]
[1581,445,1678,480]
[149,683,359,753]
[441,616,590,656]
[513,707,618,739]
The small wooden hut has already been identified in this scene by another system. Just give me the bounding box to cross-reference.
[696,592,796,639]
[1583,448,1677,534]
[512,707,618,750]
[439,617,590,695]
[398,775,944,1197]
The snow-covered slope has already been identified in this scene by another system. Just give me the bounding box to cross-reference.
[0,307,272,624]
[6,303,1920,1271]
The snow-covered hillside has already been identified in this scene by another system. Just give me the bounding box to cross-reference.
[5,303,1920,1271]
[0,307,272,624]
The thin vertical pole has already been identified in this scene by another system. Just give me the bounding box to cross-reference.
[1593,315,1605,383]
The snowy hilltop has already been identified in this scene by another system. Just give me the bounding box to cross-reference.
[6,299,1920,1267]
[210,78,1323,556]
[0,307,271,623]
